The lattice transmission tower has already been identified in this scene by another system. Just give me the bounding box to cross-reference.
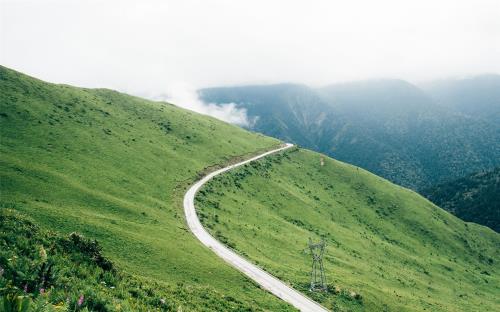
[308,238,327,291]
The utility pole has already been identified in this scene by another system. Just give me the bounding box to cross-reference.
[308,238,327,291]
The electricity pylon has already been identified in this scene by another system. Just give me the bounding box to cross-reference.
[308,238,327,291]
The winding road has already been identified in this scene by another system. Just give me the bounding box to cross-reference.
[183,143,329,312]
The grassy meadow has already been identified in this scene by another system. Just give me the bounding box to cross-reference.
[0,66,294,311]
[197,147,500,311]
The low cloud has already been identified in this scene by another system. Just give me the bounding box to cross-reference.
[158,82,250,126]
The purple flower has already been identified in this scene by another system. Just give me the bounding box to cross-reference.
[39,288,45,295]
[78,294,84,306]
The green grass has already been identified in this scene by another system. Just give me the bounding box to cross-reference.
[197,147,500,311]
[2,209,233,311]
[0,65,294,311]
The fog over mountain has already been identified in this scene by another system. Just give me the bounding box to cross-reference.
[2,0,499,92]
[421,74,500,128]
[2,0,499,229]
[2,0,499,126]
[200,75,500,191]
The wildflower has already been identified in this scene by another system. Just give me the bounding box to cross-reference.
[78,294,84,306]
[39,246,47,262]
[0,266,4,276]
[24,284,28,293]
[160,298,166,305]
[39,288,45,295]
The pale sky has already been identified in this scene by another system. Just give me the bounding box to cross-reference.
[1,0,499,96]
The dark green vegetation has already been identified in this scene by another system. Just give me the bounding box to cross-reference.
[200,78,500,191]
[0,66,294,311]
[1,209,237,311]
[422,167,500,233]
[197,147,500,311]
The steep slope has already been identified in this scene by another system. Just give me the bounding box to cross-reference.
[422,167,500,233]
[196,147,500,311]
[0,66,293,310]
[200,81,500,190]
[1,209,210,311]
[184,143,328,312]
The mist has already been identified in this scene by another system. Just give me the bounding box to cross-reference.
[159,83,251,126]
[1,0,499,124]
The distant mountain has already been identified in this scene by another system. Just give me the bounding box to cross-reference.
[421,74,500,127]
[422,168,500,232]
[200,84,328,149]
[200,79,500,190]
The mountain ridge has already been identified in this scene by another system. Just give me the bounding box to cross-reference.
[200,78,500,191]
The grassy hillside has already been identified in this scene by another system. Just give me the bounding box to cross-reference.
[422,167,500,233]
[196,147,500,311]
[0,66,294,310]
[2,209,216,311]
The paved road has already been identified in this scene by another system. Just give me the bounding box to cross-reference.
[183,143,329,312]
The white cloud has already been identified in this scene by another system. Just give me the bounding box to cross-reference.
[159,82,250,126]
[1,0,499,92]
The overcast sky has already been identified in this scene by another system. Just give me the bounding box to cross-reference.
[1,0,499,95]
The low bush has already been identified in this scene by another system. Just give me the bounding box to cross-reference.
[1,209,269,311]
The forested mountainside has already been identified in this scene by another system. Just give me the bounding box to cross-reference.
[421,74,500,128]
[422,167,500,232]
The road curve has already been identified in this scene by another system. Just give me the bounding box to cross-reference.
[183,143,329,312]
